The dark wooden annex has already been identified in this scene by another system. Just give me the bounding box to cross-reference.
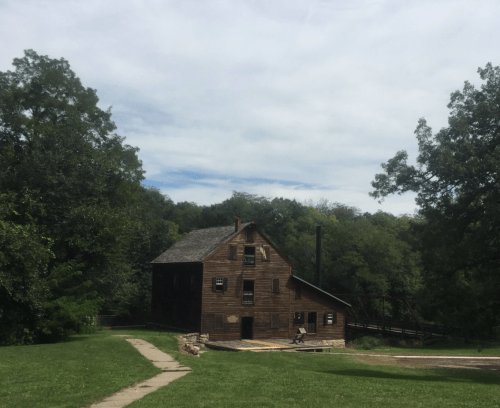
[151,219,350,342]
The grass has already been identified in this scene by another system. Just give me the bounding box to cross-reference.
[344,335,500,356]
[0,332,160,408]
[1,330,499,408]
[118,330,500,408]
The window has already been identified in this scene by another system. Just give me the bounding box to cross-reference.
[212,277,228,292]
[246,226,254,242]
[243,280,254,304]
[173,274,178,290]
[244,247,255,265]
[260,245,270,262]
[293,311,304,325]
[308,312,317,333]
[295,285,301,299]
[190,274,196,291]
[272,278,280,293]
[324,312,337,325]
[228,245,237,260]
[271,314,279,329]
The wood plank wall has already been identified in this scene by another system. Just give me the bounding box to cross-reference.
[152,226,347,342]
[202,228,292,341]
[287,279,346,340]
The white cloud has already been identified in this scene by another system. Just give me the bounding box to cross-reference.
[1,0,499,217]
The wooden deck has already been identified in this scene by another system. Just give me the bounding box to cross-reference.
[205,338,332,352]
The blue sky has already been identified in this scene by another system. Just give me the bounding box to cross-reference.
[2,0,499,215]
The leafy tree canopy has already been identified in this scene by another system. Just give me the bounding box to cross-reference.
[371,63,500,335]
[0,50,175,344]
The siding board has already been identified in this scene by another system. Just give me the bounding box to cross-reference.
[152,224,348,342]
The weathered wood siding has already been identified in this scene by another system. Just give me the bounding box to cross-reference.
[151,263,203,332]
[152,224,347,342]
[201,228,292,341]
[288,279,346,340]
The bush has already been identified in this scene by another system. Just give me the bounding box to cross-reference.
[350,336,385,350]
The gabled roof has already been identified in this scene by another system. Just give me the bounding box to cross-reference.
[291,275,351,307]
[152,222,253,264]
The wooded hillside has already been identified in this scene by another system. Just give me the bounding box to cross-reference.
[1,50,498,345]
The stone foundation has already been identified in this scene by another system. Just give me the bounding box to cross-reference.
[305,339,345,348]
[177,333,210,356]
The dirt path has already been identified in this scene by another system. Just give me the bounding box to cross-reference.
[330,352,500,370]
[89,335,191,408]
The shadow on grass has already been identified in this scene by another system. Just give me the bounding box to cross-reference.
[328,368,499,385]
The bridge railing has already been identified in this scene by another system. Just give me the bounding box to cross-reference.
[346,317,449,338]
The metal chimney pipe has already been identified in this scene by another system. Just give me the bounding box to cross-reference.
[316,225,322,289]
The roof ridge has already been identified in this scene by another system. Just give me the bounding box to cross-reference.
[151,221,254,264]
[190,221,253,232]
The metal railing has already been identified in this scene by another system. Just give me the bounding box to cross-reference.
[346,317,449,338]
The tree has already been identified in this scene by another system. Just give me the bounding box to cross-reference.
[0,193,51,345]
[0,50,149,343]
[371,63,500,336]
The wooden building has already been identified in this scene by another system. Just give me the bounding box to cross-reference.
[151,219,350,342]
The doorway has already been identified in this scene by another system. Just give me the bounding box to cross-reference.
[241,316,253,339]
[307,312,317,334]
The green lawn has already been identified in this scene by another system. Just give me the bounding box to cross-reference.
[0,333,160,408]
[122,330,500,408]
[1,330,499,408]
[342,335,500,356]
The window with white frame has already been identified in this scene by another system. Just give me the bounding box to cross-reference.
[243,280,254,304]
[211,277,228,292]
[244,246,255,265]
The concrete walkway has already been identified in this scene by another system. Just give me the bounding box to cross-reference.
[89,335,191,408]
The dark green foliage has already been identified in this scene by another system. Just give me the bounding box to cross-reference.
[0,50,181,344]
[179,192,422,320]
[0,193,51,345]
[348,335,386,350]
[371,63,500,336]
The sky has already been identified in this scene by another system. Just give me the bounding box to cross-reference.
[1,0,499,216]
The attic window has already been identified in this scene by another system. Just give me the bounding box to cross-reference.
[246,226,254,242]
[228,245,237,260]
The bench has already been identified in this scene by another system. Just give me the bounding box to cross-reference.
[292,328,307,344]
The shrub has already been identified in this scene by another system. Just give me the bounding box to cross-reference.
[350,336,385,350]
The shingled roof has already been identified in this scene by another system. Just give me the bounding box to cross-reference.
[152,222,253,264]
